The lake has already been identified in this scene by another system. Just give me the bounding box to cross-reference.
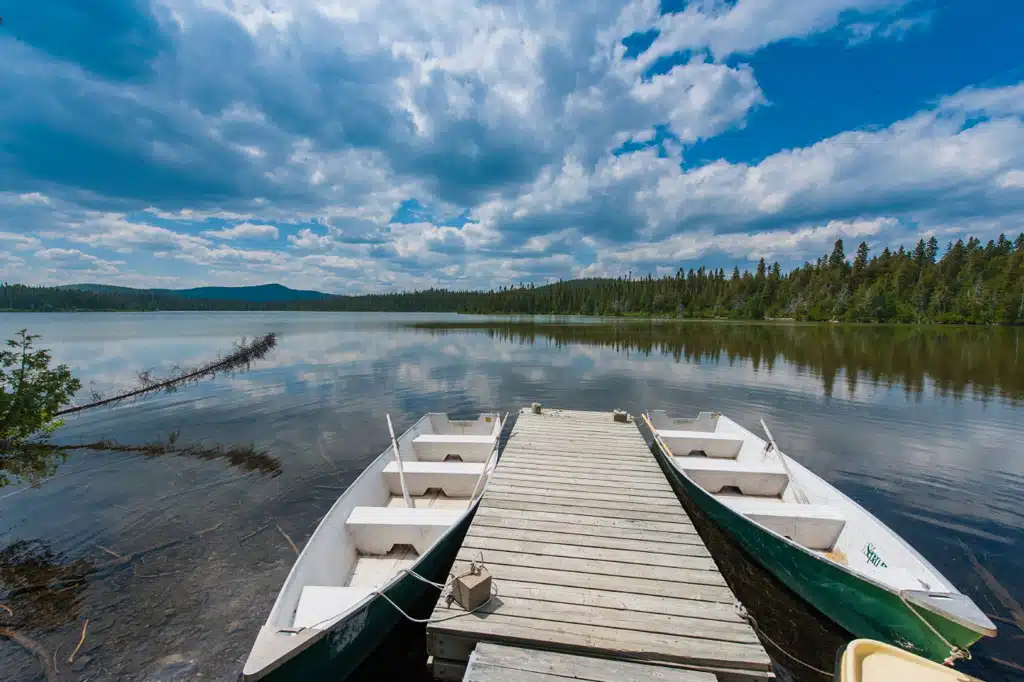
[1,312,1021,682]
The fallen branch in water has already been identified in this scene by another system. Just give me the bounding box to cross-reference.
[992,656,1024,673]
[239,524,270,544]
[0,603,11,617]
[67,618,87,664]
[0,627,60,682]
[276,525,299,556]
[95,545,124,561]
[55,333,277,417]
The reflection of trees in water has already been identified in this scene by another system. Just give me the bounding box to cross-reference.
[413,322,1022,402]
[0,539,93,632]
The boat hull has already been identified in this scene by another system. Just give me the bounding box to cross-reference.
[250,506,477,682]
[649,442,983,664]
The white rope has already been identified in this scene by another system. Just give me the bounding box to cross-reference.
[734,603,833,678]
[296,553,496,631]
[898,590,971,665]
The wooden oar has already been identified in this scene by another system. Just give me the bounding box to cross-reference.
[386,413,414,508]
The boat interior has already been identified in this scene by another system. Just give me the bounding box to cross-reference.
[646,410,952,593]
[245,412,502,676]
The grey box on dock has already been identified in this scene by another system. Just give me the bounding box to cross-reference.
[452,566,492,612]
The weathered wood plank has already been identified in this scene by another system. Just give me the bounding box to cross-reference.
[479,497,692,525]
[484,483,682,507]
[471,513,705,547]
[431,635,773,682]
[465,526,710,557]
[446,560,736,604]
[472,506,698,535]
[492,471,677,495]
[455,549,726,587]
[467,643,716,682]
[511,443,650,457]
[487,475,680,500]
[484,580,744,625]
[466,596,760,644]
[461,534,715,570]
[483,491,684,516]
[428,613,772,671]
[431,657,467,682]
[495,462,668,480]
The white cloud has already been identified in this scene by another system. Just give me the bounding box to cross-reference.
[201,223,280,240]
[35,248,123,274]
[0,232,42,250]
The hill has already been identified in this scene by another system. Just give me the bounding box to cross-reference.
[66,283,332,303]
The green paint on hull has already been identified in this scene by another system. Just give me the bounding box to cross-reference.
[651,445,983,664]
[256,506,476,682]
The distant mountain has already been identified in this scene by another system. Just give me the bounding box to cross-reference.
[65,283,333,303]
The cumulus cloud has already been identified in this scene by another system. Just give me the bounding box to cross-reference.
[201,222,279,239]
[1,0,1020,292]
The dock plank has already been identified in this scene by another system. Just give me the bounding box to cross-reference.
[425,408,770,681]
[455,548,724,585]
[465,643,716,682]
[471,513,707,546]
[449,559,737,604]
[463,527,712,558]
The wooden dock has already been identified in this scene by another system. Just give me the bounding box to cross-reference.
[426,408,772,681]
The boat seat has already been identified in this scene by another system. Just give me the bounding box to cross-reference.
[293,585,374,629]
[657,429,745,458]
[383,461,485,497]
[674,456,790,497]
[346,506,463,555]
[411,434,495,462]
[720,497,847,550]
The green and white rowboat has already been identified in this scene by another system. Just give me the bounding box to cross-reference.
[242,412,504,682]
[644,410,996,665]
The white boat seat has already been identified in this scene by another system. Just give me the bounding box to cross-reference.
[720,497,847,550]
[674,456,790,497]
[411,434,495,462]
[346,506,463,555]
[293,585,374,629]
[383,461,485,497]
[657,429,745,458]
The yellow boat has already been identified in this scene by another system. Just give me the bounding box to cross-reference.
[837,639,985,682]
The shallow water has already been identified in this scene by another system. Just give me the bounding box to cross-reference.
[1,313,1021,681]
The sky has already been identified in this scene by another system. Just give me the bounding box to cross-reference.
[1,0,1023,294]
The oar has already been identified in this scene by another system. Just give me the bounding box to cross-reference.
[386,413,414,508]
[469,413,508,502]
[760,419,809,504]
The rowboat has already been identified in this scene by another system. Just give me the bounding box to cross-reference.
[242,411,505,681]
[835,639,985,681]
[643,410,996,665]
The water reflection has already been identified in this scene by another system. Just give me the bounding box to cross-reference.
[0,312,1020,681]
[411,321,1023,403]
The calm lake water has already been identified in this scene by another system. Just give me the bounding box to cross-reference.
[1,312,1021,682]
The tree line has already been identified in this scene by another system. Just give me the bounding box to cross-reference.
[4,233,1023,324]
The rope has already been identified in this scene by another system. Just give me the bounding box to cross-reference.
[297,553,496,631]
[734,603,833,678]
[897,590,971,665]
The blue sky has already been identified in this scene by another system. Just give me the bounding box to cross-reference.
[1,0,1023,293]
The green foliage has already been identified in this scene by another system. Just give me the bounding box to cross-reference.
[0,330,82,483]
[2,231,1022,324]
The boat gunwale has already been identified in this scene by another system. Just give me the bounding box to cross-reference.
[643,411,994,639]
